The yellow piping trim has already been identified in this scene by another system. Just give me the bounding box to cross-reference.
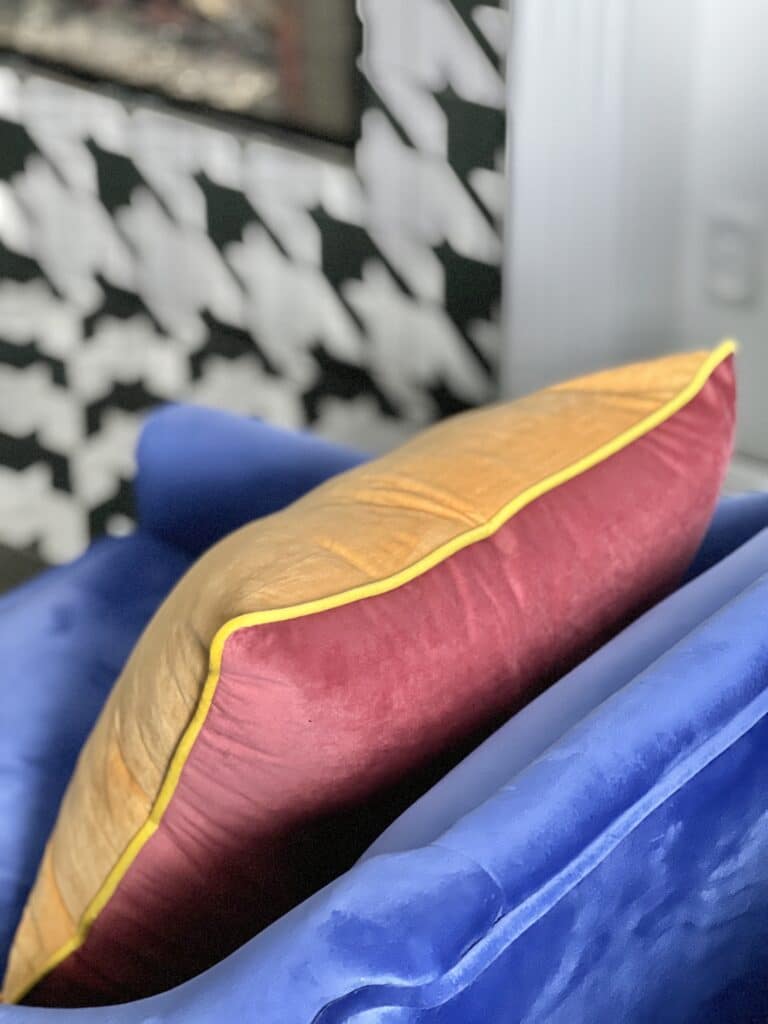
[7,339,737,1006]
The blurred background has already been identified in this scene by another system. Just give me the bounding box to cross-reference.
[0,0,766,582]
[506,0,768,486]
[0,0,507,579]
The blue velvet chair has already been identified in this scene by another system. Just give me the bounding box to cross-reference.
[2,406,768,1023]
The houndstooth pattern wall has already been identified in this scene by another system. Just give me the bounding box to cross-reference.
[0,0,509,563]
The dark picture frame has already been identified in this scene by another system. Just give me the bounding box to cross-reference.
[0,0,361,143]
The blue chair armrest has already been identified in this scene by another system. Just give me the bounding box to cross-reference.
[135,405,369,556]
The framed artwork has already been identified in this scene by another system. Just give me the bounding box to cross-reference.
[0,0,361,142]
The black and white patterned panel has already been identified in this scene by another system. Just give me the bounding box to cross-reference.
[0,0,508,563]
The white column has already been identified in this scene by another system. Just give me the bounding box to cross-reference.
[680,0,768,462]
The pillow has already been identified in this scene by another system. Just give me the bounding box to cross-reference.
[3,344,736,1008]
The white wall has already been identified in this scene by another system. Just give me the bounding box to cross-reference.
[503,0,698,397]
[505,0,768,468]
[618,0,697,362]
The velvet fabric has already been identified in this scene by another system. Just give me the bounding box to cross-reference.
[687,490,768,579]
[135,405,368,556]
[368,518,768,859]
[0,409,364,986]
[2,519,768,1021]
[0,533,190,968]
[14,356,736,1007]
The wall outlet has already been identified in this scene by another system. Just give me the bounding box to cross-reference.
[706,209,762,305]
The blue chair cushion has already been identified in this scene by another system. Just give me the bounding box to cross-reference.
[135,405,368,556]
[0,533,191,964]
[686,490,768,579]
